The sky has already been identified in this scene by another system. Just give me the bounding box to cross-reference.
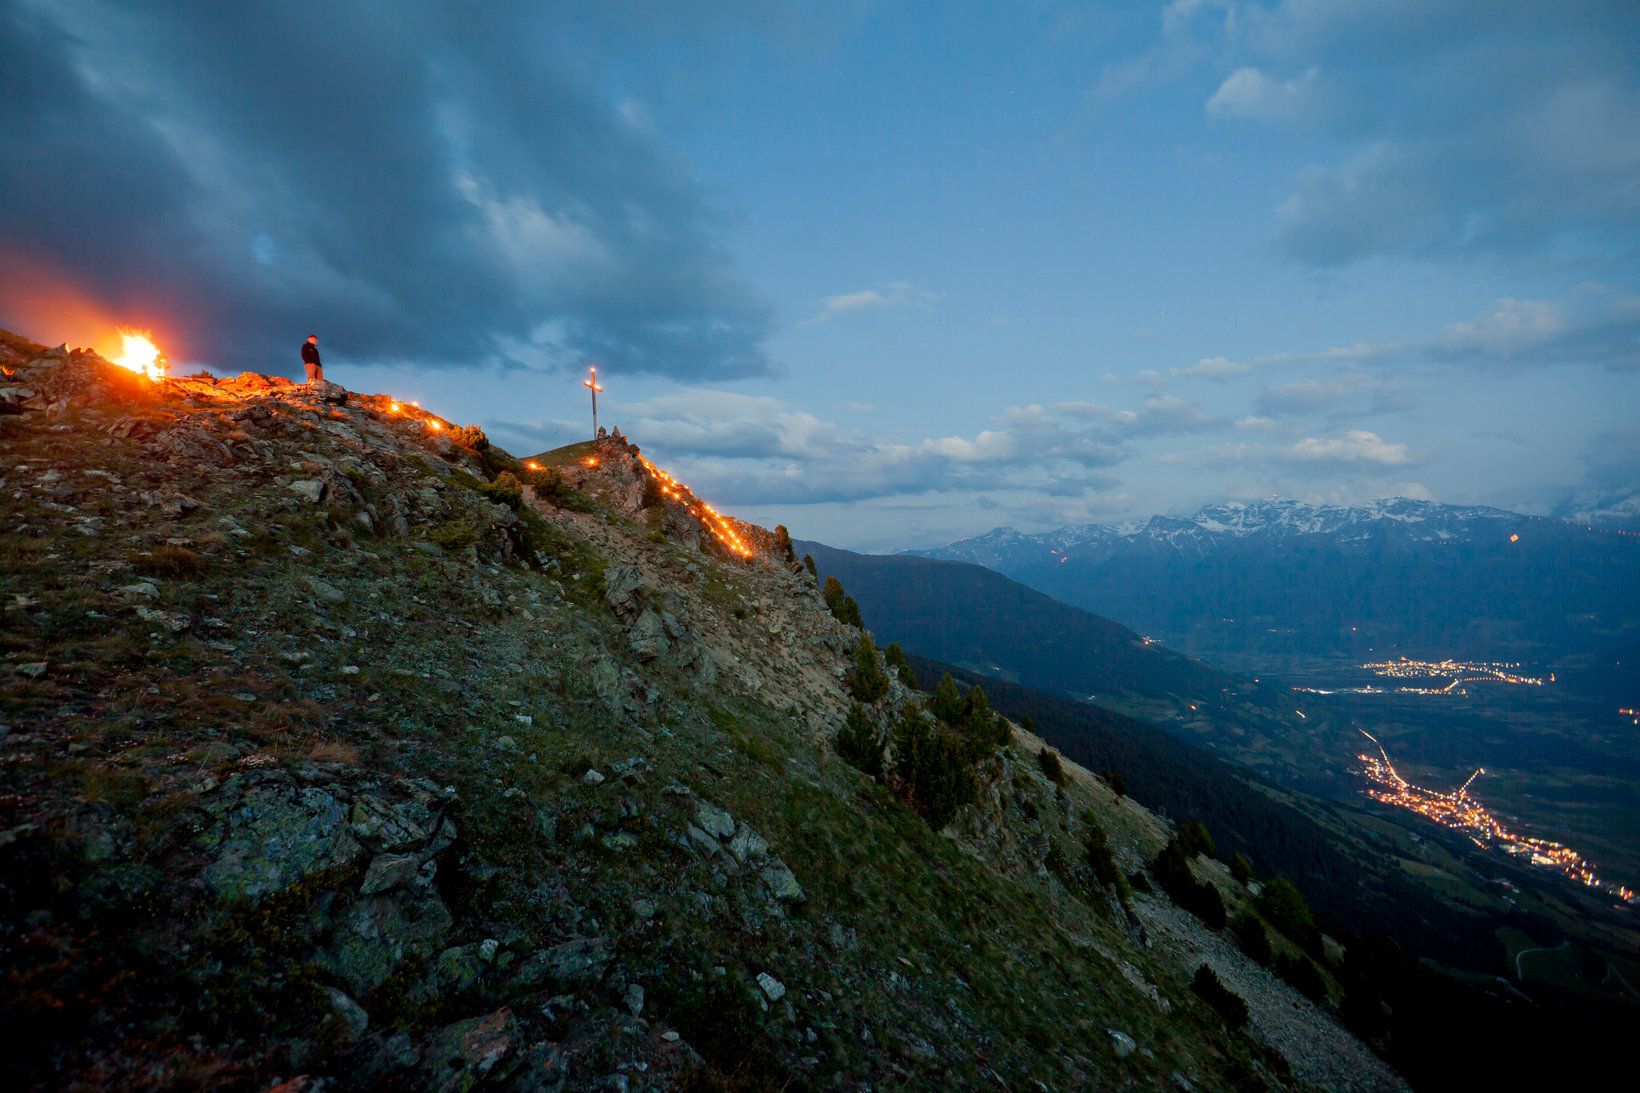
[2,0,1637,550]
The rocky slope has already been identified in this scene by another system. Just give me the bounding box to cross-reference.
[0,335,1403,1092]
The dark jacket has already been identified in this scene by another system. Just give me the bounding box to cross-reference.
[302,341,321,366]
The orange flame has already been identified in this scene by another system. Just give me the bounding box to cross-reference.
[638,455,753,557]
[112,328,166,381]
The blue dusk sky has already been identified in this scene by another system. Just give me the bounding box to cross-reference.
[3,1,1636,549]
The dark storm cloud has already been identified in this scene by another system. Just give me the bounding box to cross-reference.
[0,0,775,378]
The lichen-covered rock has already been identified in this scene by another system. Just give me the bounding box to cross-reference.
[200,785,363,902]
[693,801,735,840]
[323,885,454,994]
[726,824,769,863]
[510,937,612,990]
[349,785,449,854]
[432,944,488,996]
[359,852,419,895]
[760,858,806,904]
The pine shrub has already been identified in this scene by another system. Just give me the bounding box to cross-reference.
[1176,820,1216,860]
[1232,911,1272,965]
[822,576,863,627]
[1275,952,1327,1003]
[1192,965,1249,1028]
[848,633,890,703]
[892,709,977,831]
[449,424,489,451]
[1084,822,1119,889]
[882,641,912,680]
[835,702,887,780]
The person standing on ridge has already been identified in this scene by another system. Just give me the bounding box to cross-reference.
[301,335,324,384]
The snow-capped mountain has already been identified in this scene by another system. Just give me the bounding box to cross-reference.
[920,498,1525,569]
[905,498,1638,698]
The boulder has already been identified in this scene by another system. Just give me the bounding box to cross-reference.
[302,575,347,605]
[511,937,612,989]
[325,885,454,994]
[760,858,806,904]
[359,853,419,895]
[422,1008,518,1093]
[200,785,363,902]
[323,987,371,1042]
[627,608,668,661]
[602,564,646,620]
[693,801,735,840]
[288,479,327,504]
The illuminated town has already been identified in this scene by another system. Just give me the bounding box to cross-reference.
[1355,730,1637,905]
[1298,656,1550,695]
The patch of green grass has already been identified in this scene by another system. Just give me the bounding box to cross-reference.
[81,766,149,809]
[427,520,478,551]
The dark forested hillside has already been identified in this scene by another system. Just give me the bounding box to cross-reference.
[798,540,1298,723]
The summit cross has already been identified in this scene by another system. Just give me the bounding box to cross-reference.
[584,366,603,438]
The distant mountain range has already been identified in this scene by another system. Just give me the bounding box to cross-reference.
[901,498,1640,699]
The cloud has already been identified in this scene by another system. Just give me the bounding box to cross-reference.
[1183,1,1640,265]
[1199,290,1640,379]
[544,392,1140,507]
[1177,355,1250,379]
[1050,395,1219,437]
[1206,66,1319,123]
[1100,369,1170,388]
[802,281,942,324]
[1082,0,1231,117]
[0,0,781,379]
[1255,373,1408,417]
[1286,430,1411,466]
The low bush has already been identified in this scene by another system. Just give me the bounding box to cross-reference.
[1275,952,1327,1003]
[427,520,478,552]
[449,424,489,451]
[1037,747,1064,786]
[133,544,205,576]
[1232,911,1272,965]
[1192,965,1249,1029]
[477,470,523,509]
[1152,839,1227,929]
